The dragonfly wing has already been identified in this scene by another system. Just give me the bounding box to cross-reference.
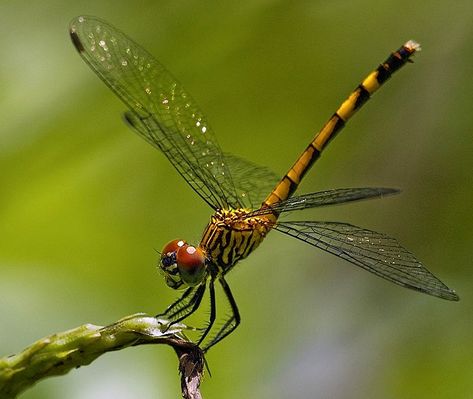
[250,187,399,216]
[70,16,242,210]
[275,221,459,301]
[124,111,232,207]
[223,153,280,209]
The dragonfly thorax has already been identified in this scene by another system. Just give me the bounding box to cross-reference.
[200,208,274,272]
[159,239,207,289]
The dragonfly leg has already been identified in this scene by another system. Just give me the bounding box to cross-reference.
[203,277,240,352]
[158,284,206,324]
[156,286,194,318]
[169,284,206,323]
[197,277,216,346]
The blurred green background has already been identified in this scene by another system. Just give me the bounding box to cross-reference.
[1,1,472,398]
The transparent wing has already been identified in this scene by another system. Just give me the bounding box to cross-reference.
[275,221,459,301]
[249,187,399,216]
[223,153,280,209]
[70,15,242,210]
[124,111,280,210]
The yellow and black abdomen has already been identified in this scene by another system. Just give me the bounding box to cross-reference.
[264,40,420,208]
[200,209,273,273]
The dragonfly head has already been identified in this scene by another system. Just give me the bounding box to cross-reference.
[159,239,207,289]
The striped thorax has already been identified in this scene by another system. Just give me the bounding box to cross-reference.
[200,209,274,273]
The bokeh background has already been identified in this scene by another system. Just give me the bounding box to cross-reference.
[1,1,472,398]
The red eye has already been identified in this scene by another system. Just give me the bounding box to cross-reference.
[176,245,206,286]
[176,245,205,270]
[162,239,187,256]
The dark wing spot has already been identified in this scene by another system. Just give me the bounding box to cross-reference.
[69,30,85,53]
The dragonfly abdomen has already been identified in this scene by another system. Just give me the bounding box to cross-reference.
[264,40,421,208]
[201,209,273,272]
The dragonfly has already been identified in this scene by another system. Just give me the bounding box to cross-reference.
[70,16,459,351]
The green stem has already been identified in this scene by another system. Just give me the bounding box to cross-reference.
[0,313,203,399]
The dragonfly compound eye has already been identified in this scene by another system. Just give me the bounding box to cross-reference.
[162,239,187,255]
[159,239,187,289]
[176,245,206,286]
